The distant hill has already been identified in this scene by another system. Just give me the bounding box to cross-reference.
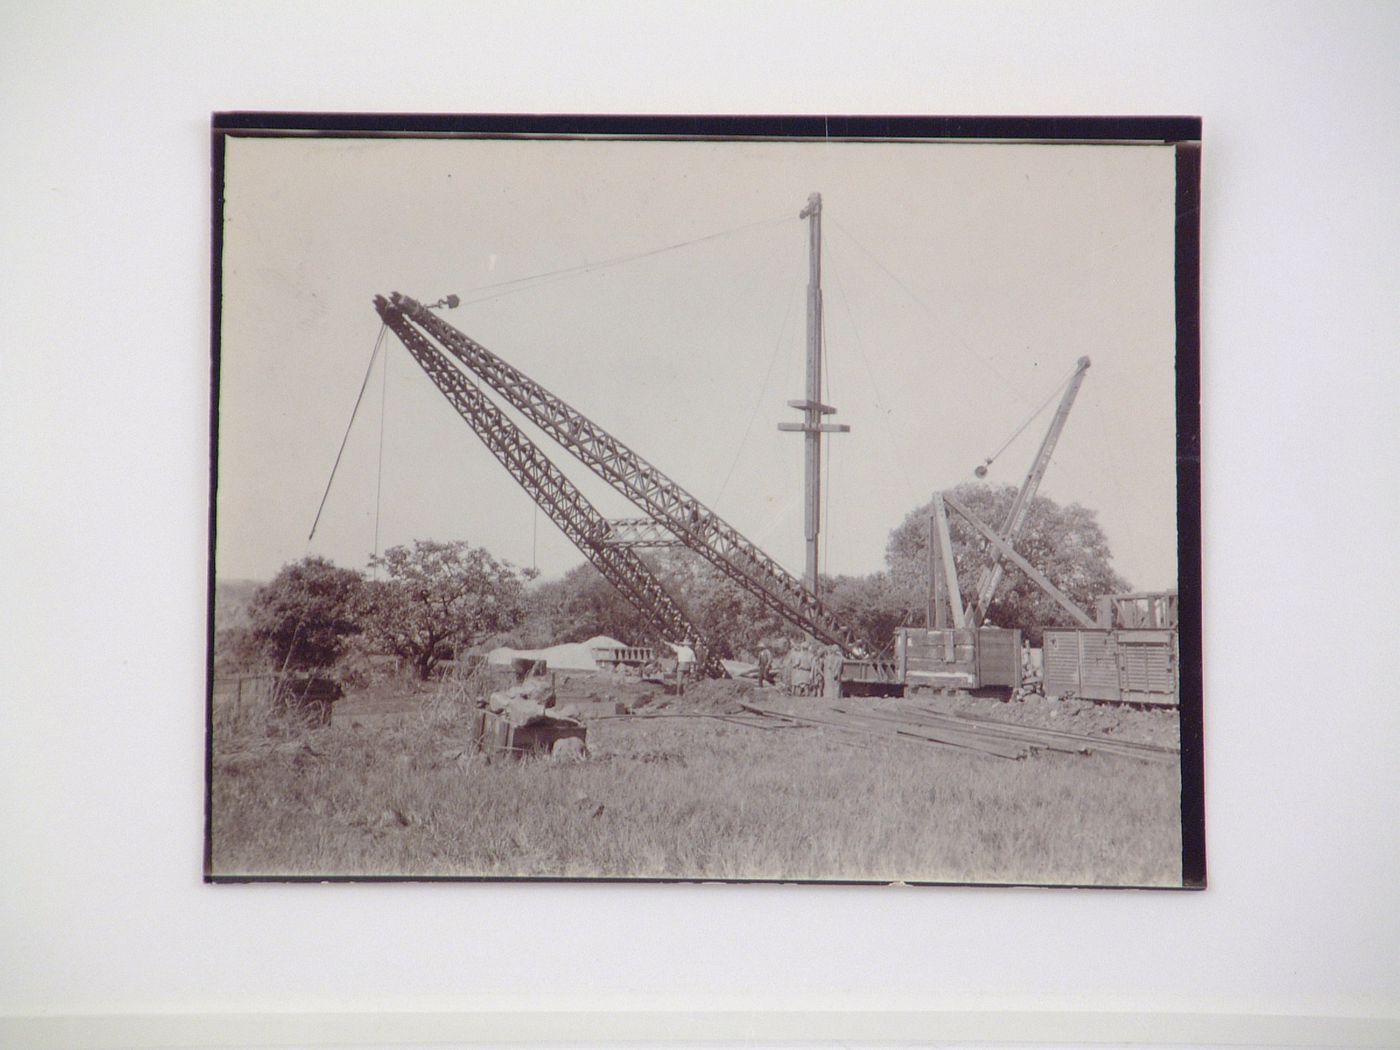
[214,578,263,632]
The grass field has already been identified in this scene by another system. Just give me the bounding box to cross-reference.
[209,675,1182,886]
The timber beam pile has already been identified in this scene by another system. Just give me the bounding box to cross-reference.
[739,699,1178,764]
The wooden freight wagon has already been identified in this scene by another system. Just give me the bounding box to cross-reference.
[1115,629,1179,705]
[839,655,903,697]
[896,626,1022,692]
[1043,628,1178,706]
[1043,629,1120,701]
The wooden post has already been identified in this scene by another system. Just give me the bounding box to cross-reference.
[778,193,848,605]
[931,493,965,629]
[930,507,948,629]
[802,192,823,599]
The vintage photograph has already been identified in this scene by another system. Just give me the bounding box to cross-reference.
[208,115,1202,886]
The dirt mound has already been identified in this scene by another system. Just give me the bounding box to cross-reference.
[652,677,760,714]
[553,670,660,712]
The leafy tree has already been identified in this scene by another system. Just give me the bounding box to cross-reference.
[885,482,1129,644]
[361,540,535,679]
[518,550,792,660]
[643,549,782,658]
[516,483,1126,660]
[244,556,365,671]
[819,572,912,654]
[521,562,653,647]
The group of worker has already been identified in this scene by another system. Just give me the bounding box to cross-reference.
[754,640,844,698]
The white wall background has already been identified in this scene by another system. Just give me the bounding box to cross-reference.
[1,1,1396,1045]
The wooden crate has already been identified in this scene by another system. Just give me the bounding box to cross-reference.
[471,708,588,757]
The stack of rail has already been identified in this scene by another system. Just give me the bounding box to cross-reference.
[739,698,1178,763]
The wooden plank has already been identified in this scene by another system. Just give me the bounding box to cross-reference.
[829,706,1035,759]
[742,701,1025,759]
[943,494,1099,629]
[745,705,965,755]
[893,717,1177,764]
[808,700,1028,759]
[864,703,1083,748]
[893,700,1179,757]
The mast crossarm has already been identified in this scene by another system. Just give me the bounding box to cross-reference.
[777,422,851,434]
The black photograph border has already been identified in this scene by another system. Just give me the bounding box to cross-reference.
[206,112,1204,888]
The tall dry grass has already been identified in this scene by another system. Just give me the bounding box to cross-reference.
[209,681,1182,885]
[211,675,313,750]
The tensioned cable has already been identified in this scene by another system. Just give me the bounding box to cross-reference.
[453,213,794,308]
[308,324,386,542]
[829,217,1022,397]
[821,297,833,580]
[979,359,1082,473]
[372,340,388,576]
[823,415,833,580]
[827,238,921,507]
[828,222,1080,484]
[712,280,799,510]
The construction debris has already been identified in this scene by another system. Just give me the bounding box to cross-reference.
[473,672,588,759]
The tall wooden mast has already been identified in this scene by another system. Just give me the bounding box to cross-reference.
[779,192,848,602]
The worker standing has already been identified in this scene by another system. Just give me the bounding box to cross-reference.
[674,640,696,695]
[823,646,844,698]
[756,645,773,688]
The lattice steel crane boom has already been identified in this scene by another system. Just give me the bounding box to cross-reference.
[372,295,716,670]
[378,293,859,651]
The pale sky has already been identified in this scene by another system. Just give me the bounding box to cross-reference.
[217,135,1178,590]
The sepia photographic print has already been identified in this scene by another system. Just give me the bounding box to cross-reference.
[207,114,1203,887]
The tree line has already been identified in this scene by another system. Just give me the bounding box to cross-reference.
[219,483,1129,679]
